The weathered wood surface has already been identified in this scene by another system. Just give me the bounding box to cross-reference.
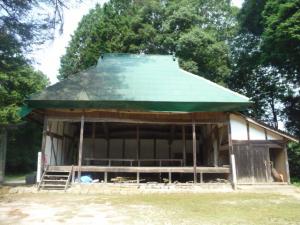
[233,143,270,184]
[48,165,230,174]
[44,109,228,124]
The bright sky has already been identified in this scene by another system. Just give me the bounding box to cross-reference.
[32,0,244,84]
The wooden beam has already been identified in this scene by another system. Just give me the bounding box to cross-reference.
[45,110,228,124]
[78,115,85,182]
[192,123,197,183]
[182,126,186,166]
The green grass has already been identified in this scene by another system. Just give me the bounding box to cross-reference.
[1,191,300,225]
[100,193,300,225]
[291,177,300,187]
[4,172,34,182]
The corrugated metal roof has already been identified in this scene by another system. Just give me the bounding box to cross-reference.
[27,53,251,112]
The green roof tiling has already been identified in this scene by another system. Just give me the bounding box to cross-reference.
[27,53,251,112]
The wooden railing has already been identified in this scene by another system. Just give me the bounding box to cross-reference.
[84,158,183,167]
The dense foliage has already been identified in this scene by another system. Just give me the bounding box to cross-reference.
[59,0,237,84]
[0,0,68,173]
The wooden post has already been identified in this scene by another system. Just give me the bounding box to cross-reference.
[78,115,85,183]
[192,123,197,183]
[40,117,48,170]
[153,139,156,158]
[182,126,186,166]
[199,173,203,183]
[137,172,140,184]
[106,139,110,160]
[36,152,42,183]
[230,154,237,190]
[284,144,291,184]
[136,125,140,160]
[213,128,218,167]
[92,122,96,158]
[169,171,172,184]
[104,172,108,183]
[122,139,125,166]
[72,168,75,183]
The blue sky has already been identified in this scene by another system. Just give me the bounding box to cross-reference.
[32,0,244,84]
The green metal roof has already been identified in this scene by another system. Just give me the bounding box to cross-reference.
[26,53,251,112]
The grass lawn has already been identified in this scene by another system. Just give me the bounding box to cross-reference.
[4,174,26,182]
[0,189,300,225]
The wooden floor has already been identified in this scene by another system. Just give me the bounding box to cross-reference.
[48,165,230,174]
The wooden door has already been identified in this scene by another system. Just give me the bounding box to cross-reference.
[251,144,270,183]
[233,143,270,184]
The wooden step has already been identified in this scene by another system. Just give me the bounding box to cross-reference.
[38,165,73,191]
[44,174,69,177]
[41,184,66,187]
[42,179,67,182]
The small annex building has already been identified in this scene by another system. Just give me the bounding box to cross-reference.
[22,53,298,188]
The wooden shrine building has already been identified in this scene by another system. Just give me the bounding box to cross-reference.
[22,54,298,187]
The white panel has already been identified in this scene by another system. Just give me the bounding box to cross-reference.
[156,139,168,158]
[249,123,265,140]
[230,114,248,140]
[140,139,154,159]
[109,139,122,158]
[125,139,137,158]
[267,131,283,140]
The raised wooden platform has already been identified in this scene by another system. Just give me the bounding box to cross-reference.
[48,165,230,174]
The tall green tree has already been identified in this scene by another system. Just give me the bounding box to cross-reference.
[59,0,237,83]
[231,0,300,179]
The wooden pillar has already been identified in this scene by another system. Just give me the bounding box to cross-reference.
[122,139,125,166]
[213,127,218,167]
[104,172,108,183]
[92,122,96,158]
[284,144,291,184]
[136,125,140,160]
[192,123,197,183]
[78,115,85,183]
[40,117,48,170]
[182,126,186,166]
[227,114,236,189]
[153,138,156,158]
[106,139,110,160]
[199,172,203,183]
[230,154,237,190]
